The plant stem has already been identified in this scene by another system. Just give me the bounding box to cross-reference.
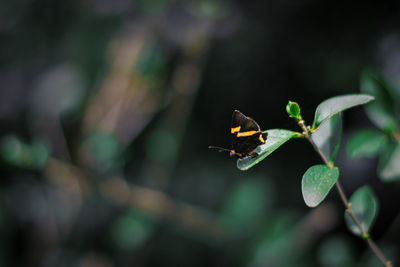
[393,131,400,143]
[297,118,393,267]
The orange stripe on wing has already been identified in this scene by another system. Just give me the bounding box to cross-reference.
[236,130,259,137]
[231,126,241,134]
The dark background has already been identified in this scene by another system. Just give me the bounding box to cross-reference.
[0,0,399,266]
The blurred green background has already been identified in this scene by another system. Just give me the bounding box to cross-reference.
[0,0,399,266]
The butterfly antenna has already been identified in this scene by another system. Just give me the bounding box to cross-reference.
[208,146,230,153]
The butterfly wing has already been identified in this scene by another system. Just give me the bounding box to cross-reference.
[231,110,266,157]
[231,110,260,132]
[233,132,267,155]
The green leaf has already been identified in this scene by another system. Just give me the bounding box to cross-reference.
[312,94,374,130]
[311,113,342,163]
[344,185,378,236]
[378,143,400,182]
[347,129,387,159]
[237,129,300,171]
[360,70,398,131]
[302,165,339,207]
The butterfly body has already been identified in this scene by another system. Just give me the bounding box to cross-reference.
[209,110,267,159]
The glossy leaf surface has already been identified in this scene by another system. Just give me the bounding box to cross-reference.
[302,165,339,207]
[360,70,398,131]
[312,94,374,130]
[237,129,300,171]
[311,113,342,163]
[378,143,400,182]
[347,129,386,159]
[344,185,378,236]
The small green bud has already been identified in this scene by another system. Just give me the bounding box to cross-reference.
[383,123,398,136]
[361,232,370,240]
[286,101,301,119]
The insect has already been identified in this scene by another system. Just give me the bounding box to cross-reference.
[209,110,268,159]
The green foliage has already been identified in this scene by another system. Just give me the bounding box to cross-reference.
[301,165,339,207]
[267,93,391,265]
[238,94,374,171]
[312,94,374,130]
[233,93,388,264]
[378,144,400,182]
[344,185,378,237]
[311,113,342,163]
[0,135,49,170]
[237,129,300,170]
[347,70,400,182]
[237,93,379,213]
[358,245,396,267]
[2,1,397,265]
[286,101,301,119]
[347,130,387,159]
[360,70,398,132]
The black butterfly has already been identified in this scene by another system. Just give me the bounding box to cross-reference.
[209,110,268,158]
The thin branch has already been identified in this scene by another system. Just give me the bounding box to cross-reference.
[393,131,400,143]
[297,117,393,267]
[368,238,393,267]
[45,158,225,239]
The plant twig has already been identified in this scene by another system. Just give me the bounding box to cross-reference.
[297,117,393,267]
[393,131,400,143]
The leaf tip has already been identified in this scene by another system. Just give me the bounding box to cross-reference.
[304,199,318,208]
[364,94,375,102]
